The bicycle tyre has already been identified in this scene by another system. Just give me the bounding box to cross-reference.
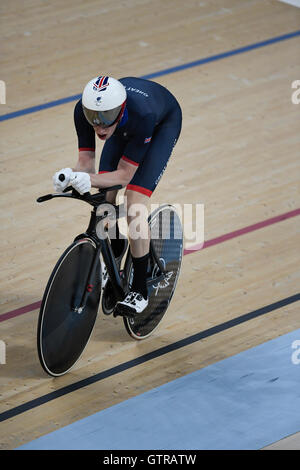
[37,238,101,376]
[123,204,183,340]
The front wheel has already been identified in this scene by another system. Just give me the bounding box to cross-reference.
[37,238,101,376]
[123,204,183,340]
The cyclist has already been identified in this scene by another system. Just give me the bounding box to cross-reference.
[53,75,182,315]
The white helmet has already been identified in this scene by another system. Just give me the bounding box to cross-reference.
[82,76,127,127]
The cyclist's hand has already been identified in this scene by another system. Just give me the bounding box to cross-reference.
[69,172,91,195]
[53,167,73,193]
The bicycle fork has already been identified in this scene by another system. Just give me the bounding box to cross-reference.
[73,243,102,314]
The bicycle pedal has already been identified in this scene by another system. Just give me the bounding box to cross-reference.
[113,304,137,319]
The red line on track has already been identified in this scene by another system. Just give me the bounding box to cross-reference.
[184,208,300,255]
[1,208,299,323]
[0,301,42,323]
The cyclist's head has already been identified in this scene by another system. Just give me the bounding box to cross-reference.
[82,76,126,128]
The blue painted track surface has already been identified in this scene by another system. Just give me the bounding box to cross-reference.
[18,328,300,450]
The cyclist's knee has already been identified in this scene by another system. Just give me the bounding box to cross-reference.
[125,188,149,203]
[125,189,149,240]
[125,189,149,219]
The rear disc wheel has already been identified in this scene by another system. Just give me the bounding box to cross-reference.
[123,205,183,340]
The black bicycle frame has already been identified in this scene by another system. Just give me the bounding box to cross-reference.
[37,186,167,312]
[75,203,168,307]
[74,205,125,308]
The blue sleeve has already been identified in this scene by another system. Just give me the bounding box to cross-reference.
[74,100,96,151]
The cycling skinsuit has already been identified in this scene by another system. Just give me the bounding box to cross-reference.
[74,77,182,197]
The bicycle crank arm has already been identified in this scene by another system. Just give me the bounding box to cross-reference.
[146,272,166,287]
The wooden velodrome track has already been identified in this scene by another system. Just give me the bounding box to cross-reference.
[0,0,299,451]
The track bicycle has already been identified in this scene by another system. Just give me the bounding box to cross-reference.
[36,182,183,377]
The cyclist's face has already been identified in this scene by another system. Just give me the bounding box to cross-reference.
[93,122,118,141]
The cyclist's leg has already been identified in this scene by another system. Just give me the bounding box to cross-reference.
[120,106,182,305]
[122,188,150,303]
[98,136,124,200]
[127,105,182,198]
[125,189,150,258]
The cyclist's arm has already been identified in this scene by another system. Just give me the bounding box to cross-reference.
[73,100,96,173]
[90,158,137,188]
[73,150,96,173]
